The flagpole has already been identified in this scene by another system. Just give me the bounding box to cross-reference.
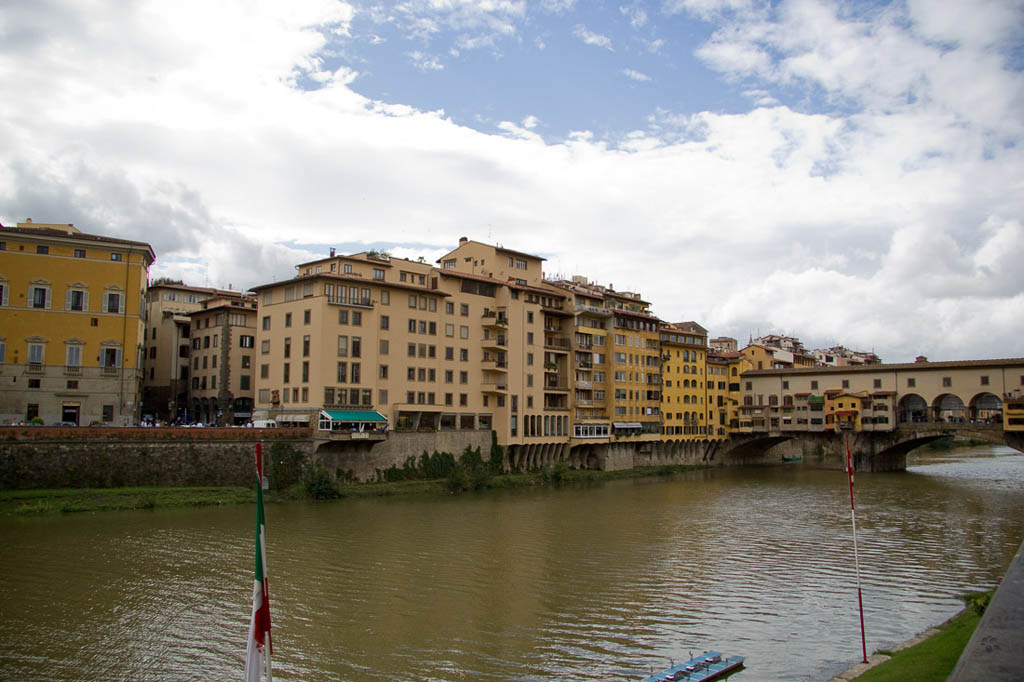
[845,431,867,664]
[246,443,273,681]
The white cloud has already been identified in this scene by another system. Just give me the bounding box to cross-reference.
[573,24,614,50]
[408,50,444,70]
[620,3,649,29]
[0,0,1022,362]
[623,68,652,81]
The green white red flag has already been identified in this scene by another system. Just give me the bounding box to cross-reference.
[245,443,273,681]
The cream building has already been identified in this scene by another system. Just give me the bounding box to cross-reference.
[142,282,241,422]
[188,292,258,425]
[0,220,153,425]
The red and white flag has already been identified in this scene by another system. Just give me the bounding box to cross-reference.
[245,443,273,681]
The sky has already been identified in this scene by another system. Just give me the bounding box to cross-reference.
[1,0,1022,363]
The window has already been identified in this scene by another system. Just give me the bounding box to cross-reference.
[100,346,122,368]
[980,375,989,386]
[810,380,819,390]
[240,335,254,348]
[260,364,269,379]
[460,303,469,316]
[338,309,348,324]
[30,285,49,309]
[337,362,347,382]
[373,268,385,280]
[28,342,45,365]
[37,245,49,254]
[460,325,469,339]
[380,365,389,379]
[283,338,291,358]
[942,377,952,387]
[285,312,292,327]
[304,309,311,325]
[110,252,122,261]
[65,344,82,367]
[261,339,270,354]
[67,288,87,311]
[352,311,362,326]
[283,363,290,383]
[381,315,390,330]
[873,379,882,388]
[842,379,850,389]
[74,248,86,258]
[262,316,270,330]
[446,301,454,314]
[337,336,348,357]
[302,335,310,357]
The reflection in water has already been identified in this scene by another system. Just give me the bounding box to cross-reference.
[2,446,1022,681]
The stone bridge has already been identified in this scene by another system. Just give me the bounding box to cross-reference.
[719,423,1024,472]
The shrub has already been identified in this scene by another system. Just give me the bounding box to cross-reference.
[270,442,305,491]
[304,465,339,500]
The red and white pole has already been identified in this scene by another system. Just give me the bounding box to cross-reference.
[845,431,868,663]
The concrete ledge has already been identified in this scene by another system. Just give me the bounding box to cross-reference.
[947,538,1024,681]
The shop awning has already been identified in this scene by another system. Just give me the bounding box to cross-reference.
[612,422,642,429]
[278,413,310,422]
[320,410,387,422]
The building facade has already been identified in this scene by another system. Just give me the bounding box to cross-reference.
[141,282,241,422]
[0,221,154,425]
[187,292,258,425]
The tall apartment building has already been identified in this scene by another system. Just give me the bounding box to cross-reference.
[250,239,685,468]
[0,220,154,425]
[142,282,241,422]
[187,292,258,425]
[660,321,709,438]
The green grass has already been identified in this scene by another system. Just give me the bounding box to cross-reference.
[0,486,255,515]
[852,592,990,682]
[0,463,710,514]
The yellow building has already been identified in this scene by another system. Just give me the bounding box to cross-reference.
[0,220,154,425]
[659,321,709,439]
[142,282,240,422]
[188,292,258,425]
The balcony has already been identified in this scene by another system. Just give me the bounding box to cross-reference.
[481,334,507,350]
[544,377,569,392]
[574,304,611,316]
[327,295,373,308]
[481,310,509,328]
[576,360,593,369]
[101,366,120,376]
[482,360,508,372]
[64,365,82,376]
[576,380,592,389]
[544,336,571,352]
[26,363,44,375]
[481,380,508,393]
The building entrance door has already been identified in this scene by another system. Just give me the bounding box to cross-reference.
[62,404,80,426]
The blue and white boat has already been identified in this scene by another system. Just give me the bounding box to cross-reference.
[640,651,745,682]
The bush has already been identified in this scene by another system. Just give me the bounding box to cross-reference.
[29,416,44,425]
[304,465,339,500]
[445,464,470,493]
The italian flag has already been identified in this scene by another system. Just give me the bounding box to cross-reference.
[245,443,273,681]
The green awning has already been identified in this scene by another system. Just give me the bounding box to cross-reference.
[320,410,387,422]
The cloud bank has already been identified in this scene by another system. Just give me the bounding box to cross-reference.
[0,0,1022,362]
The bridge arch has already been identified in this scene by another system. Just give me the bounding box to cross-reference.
[968,392,1002,423]
[898,394,928,423]
[932,393,966,423]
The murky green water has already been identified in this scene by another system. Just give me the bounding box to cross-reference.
[2,446,1022,681]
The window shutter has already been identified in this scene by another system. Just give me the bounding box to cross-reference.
[102,292,109,313]
[116,348,122,368]
[66,289,72,310]
[83,290,89,311]
[118,294,124,314]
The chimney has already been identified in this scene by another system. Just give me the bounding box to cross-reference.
[459,237,468,245]
[330,247,336,257]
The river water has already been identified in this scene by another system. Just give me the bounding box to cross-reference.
[2,445,1023,682]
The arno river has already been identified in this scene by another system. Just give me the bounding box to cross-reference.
[3,446,1023,682]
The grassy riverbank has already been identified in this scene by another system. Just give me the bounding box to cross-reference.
[0,464,706,515]
[848,592,990,682]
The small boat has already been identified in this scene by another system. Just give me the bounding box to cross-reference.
[640,651,744,682]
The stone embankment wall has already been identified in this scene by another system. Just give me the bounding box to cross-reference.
[0,426,310,490]
[313,430,492,482]
[0,427,496,489]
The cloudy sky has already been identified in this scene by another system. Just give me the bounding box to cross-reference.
[2,0,1022,363]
